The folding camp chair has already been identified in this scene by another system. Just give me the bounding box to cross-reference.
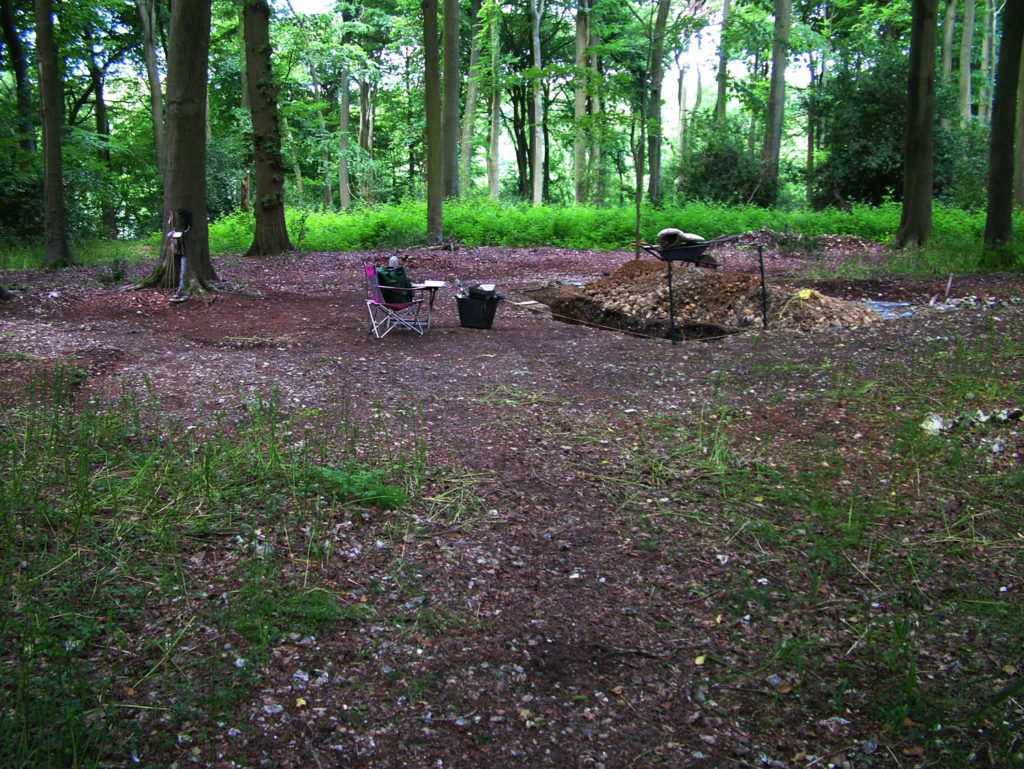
[364,264,427,338]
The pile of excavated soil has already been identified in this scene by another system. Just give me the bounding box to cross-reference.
[530,258,878,339]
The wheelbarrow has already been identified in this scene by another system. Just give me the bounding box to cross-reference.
[638,240,719,269]
[634,233,721,345]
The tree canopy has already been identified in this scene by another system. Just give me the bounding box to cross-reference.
[0,0,1020,253]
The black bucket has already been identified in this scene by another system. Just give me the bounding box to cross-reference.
[457,295,500,329]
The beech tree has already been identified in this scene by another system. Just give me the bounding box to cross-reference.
[459,0,484,194]
[442,0,460,197]
[34,0,73,269]
[959,0,975,125]
[713,0,731,123]
[982,0,1024,256]
[573,0,588,203]
[760,0,791,206]
[423,0,443,242]
[646,0,671,204]
[2,0,34,151]
[135,0,163,175]
[530,0,545,205]
[894,0,938,247]
[139,0,214,291]
[243,0,292,256]
[486,0,501,199]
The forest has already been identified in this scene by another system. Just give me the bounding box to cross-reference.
[4,2,1024,766]
[1,0,1023,272]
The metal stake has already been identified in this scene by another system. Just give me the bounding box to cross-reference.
[668,260,677,345]
[758,245,767,329]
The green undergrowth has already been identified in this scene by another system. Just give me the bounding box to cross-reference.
[594,329,1023,766]
[4,202,1020,277]
[0,372,465,768]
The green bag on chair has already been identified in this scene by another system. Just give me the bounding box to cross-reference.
[376,266,413,304]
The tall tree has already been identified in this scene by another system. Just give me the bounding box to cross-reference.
[978,0,994,123]
[357,77,374,202]
[424,0,443,242]
[895,0,939,247]
[486,0,501,199]
[135,0,164,175]
[714,0,731,123]
[442,0,460,198]
[959,0,975,125]
[982,0,1024,255]
[574,0,591,203]
[760,0,791,205]
[530,0,545,205]
[140,0,214,291]
[646,0,671,204]
[243,0,292,256]
[86,54,117,237]
[33,0,73,269]
[2,0,34,150]
[1015,52,1024,208]
[459,0,484,194]
[941,0,956,80]
[339,73,352,208]
[309,67,334,207]
[588,24,604,205]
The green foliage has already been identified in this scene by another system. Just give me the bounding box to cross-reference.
[808,52,907,208]
[674,115,763,206]
[196,200,1024,274]
[933,120,991,211]
[0,139,43,241]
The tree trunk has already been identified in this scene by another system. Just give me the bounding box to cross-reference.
[358,78,374,202]
[88,59,118,238]
[487,0,503,199]
[2,0,34,151]
[310,69,333,208]
[243,0,292,256]
[959,0,975,124]
[894,0,939,248]
[806,56,815,206]
[589,36,603,206]
[983,0,1024,254]
[1015,52,1024,208]
[530,0,545,206]
[442,0,460,198]
[459,0,483,194]
[509,84,531,199]
[979,0,994,124]
[646,0,671,205]
[135,0,164,176]
[714,0,731,123]
[574,0,590,204]
[141,0,214,291]
[339,71,351,209]
[941,0,956,80]
[282,116,304,199]
[676,52,688,163]
[760,0,791,206]
[424,0,443,243]
[34,0,73,269]
[690,54,702,146]
[487,0,501,199]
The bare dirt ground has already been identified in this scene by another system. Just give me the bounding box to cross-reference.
[2,233,1024,768]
